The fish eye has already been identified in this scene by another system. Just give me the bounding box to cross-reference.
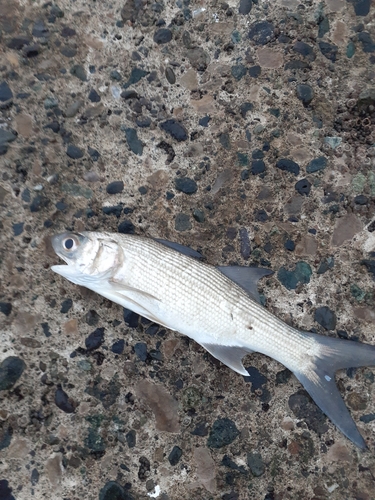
[62,237,77,251]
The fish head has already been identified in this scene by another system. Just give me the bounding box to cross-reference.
[51,231,120,285]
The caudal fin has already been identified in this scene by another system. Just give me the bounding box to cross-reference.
[294,332,375,449]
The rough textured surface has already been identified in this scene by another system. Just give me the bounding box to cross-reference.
[0,0,375,499]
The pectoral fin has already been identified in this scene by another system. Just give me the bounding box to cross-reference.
[200,343,253,376]
[217,266,273,304]
[109,279,161,302]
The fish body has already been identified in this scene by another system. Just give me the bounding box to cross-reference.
[51,231,375,449]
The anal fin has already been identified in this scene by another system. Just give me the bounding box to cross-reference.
[200,343,253,376]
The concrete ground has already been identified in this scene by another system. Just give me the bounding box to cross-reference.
[1,0,375,499]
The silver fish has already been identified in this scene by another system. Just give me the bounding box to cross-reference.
[51,231,375,449]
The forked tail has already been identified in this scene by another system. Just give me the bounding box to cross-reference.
[294,332,375,449]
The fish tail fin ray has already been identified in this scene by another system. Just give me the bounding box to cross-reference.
[294,332,375,449]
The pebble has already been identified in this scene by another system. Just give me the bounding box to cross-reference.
[88,146,100,161]
[70,64,87,82]
[293,41,315,60]
[231,64,247,80]
[99,481,130,500]
[331,213,362,246]
[0,480,15,500]
[219,132,231,150]
[7,36,30,50]
[251,160,266,175]
[306,156,327,173]
[54,385,75,413]
[277,261,312,290]
[165,67,176,84]
[317,256,334,274]
[247,452,265,477]
[118,220,135,234]
[12,223,24,236]
[319,41,338,62]
[65,100,84,117]
[0,356,26,390]
[254,209,268,222]
[357,32,375,53]
[126,430,136,448]
[88,88,101,102]
[66,144,84,159]
[123,67,149,89]
[295,178,311,196]
[175,213,191,231]
[60,298,72,313]
[0,302,12,316]
[134,342,147,361]
[240,102,253,118]
[314,306,337,330]
[284,239,295,251]
[186,47,210,71]
[111,339,125,354]
[175,177,197,194]
[354,194,368,205]
[168,445,183,466]
[160,119,188,141]
[106,181,124,194]
[324,136,342,149]
[351,0,371,16]
[296,84,314,105]
[239,0,253,15]
[85,328,105,351]
[193,209,205,223]
[207,418,240,448]
[0,81,13,102]
[24,44,40,58]
[248,65,261,77]
[276,158,300,176]
[288,391,328,435]
[123,128,143,155]
[248,21,274,45]
[153,28,172,44]
[239,228,251,259]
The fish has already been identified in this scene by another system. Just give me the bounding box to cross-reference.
[51,231,375,449]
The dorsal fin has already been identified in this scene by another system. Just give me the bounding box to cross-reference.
[155,238,203,260]
[217,266,273,303]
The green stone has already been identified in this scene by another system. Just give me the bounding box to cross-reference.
[352,173,366,193]
[61,183,93,199]
[346,41,355,58]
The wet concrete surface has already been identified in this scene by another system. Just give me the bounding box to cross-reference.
[1,0,375,499]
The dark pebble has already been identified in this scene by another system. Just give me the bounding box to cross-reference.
[275,368,292,385]
[239,0,252,15]
[85,309,100,326]
[138,456,150,481]
[24,44,40,57]
[31,468,39,486]
[0,129,17,149]
[222,455,247,474]
[44,121,60,133]
[110,70,122,81]
[112,339,125,354]
[289,391,328,435]
[277,261,312,290]
[136,116,152,128]
[0,302,12,316]
[138,186,147,195]
[0,81,13,102]
[123,308,139,328]
[85,327,105,351]
[70,64,87,81]
[154,28,172,44]
[231,64,247,81]
[191,421,208,436]
[12,222,24,236]
[88,88,101,102]
[360,413,375,423]
[251,160,266,175]
[207,418,240,448]
[134,342,147,361]
[354,194,368,205]
[248,21,274,45]
[317,257,334,274]
[124,127,143,155]
[175,213,191,231]
[240,102,253,118]
[357,32,375,53]
[295,178,311,196]
[32,19,49,38]
[193,209,205,223]
[126,430,136,448]
[319,41,338,62]
[118,220,135,234]
[306,156,327,173]
[350,0,371,16]
[276,158,300,176]
[175,177,197,194]
[66,144,84,159]
[0,480,15,500]
[7,36,30,50]
[88,146,100,161]
[160,119,187,141]
[54,385,75,413]
[296,84,314,105]
[107,181,124,194]
[248,65,261,77]
[293,41,315,60]
[99,481,131,500]
[247,452,265,477]
[284,239,295,251]
[219,132,231,150]
[60,298,73,313]
[252,149,264,159]
[165,67,176,84]
[30,195,49,213]
[239,228,251,259]
[123,67,149,89]
[254,209,268,222]
[168,446,182,466]
[103,205,123,218]
[314,306,337,330]
[61,27,76,37]
[0,356,26,390]
[41,322,51,337]
[244,366,267,392]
